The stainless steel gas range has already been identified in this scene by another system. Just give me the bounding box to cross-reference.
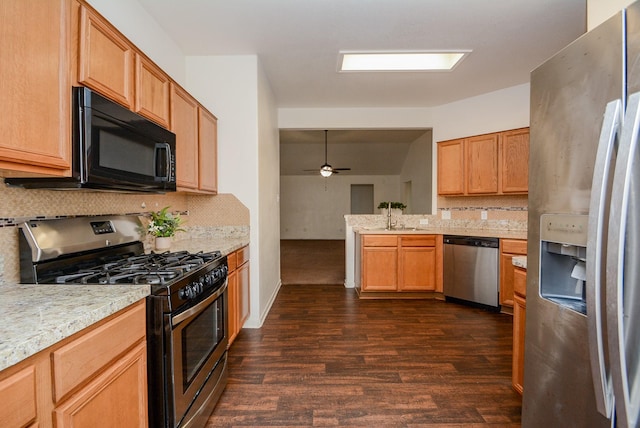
[18,215,228,428]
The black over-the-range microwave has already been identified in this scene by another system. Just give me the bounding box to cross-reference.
[6,87,177,193]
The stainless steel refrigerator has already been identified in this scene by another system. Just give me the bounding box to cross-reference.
[525,2,640,427]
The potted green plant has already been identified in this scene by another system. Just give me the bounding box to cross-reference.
[147,206,185,250]
[377,201,406,215]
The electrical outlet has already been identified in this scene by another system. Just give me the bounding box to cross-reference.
[419,219,429,225]
[481,210,488,220]
[441,210,451,220]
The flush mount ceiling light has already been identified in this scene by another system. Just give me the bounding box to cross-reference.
[338,51,470,72]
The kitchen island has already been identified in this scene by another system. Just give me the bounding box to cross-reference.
[345,214,527,291]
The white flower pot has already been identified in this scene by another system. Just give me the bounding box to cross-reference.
[155,236,171,251]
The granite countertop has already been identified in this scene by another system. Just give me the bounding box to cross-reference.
[355,227,527,240]
[512,256,527,269]
[0,284,150,371]
[0,234,250,373]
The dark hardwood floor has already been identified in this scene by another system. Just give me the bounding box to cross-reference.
[208,285,522,427]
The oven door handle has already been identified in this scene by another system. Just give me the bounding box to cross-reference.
[172,279,228,327]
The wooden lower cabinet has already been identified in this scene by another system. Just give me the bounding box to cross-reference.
[54,342,148,427]
[398,235,443,292]
[512,266,527,395]
[362,235,398,291]
[361,234,442,293]
[499,239,527,308]
[228,245,250,346]
[0,365,38,427]
[0,301,147,428]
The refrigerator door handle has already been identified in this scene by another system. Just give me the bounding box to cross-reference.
[587,99,621,418]
[607,91,640,428]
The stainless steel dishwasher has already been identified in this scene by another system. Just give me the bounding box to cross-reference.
[443,235,500,310]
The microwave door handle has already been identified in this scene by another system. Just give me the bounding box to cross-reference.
[607,91,640,428]
[156,143,172,180]
[586,99,621,418]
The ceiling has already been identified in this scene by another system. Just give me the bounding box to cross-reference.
[137,0,587,175]
[280,129,430,175]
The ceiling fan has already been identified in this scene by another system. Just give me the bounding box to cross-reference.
[305,130,351,177]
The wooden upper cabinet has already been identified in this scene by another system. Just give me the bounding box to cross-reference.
[437,127,529,196]
[466,133,499,194]
[437,139,465,195]
[500,128,529,194]
[198,107,218,193]
[0,0,73,176]
[135,54,170,128]
[78,5,134,108]
[170,83,199,190]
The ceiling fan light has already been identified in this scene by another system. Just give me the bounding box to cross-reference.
[320,165,333,177]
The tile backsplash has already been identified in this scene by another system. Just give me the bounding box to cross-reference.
[0,179,249,283]
[437,194,528,221]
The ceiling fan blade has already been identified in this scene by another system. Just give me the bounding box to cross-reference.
[333,167,351,171]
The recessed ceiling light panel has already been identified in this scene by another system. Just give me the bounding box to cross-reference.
[338,50,471,72]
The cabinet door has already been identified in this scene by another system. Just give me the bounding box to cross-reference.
[398,246,437,291]
[78,6,134,108]
[135,54,170,128]
[54,342,148,428]
[512,292,526,395]
[198,107,218,193]
[466,133,499,194]
[501,128,529,194]
[0,366,37,427]
[499,239,527,308]
[227,270,239,346]
[362,247,398,291]
[171,83,199,189]
[0,0,72,175]
[437,139,465,195]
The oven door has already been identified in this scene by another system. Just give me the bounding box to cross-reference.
[169,280,228,427]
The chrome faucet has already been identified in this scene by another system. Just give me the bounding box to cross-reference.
[387,201,392,230]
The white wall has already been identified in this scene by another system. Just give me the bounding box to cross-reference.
[280,175,400,239]
[399,131,433,214]
[186,55,280,327]
[256,64,282,326]
[588,0,634,30]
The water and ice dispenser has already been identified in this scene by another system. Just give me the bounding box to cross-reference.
[539,214,588,315]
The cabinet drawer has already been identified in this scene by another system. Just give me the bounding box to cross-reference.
[237,245,250,266]
[363,235,398,247]
[227,251,238,272]
[400,235,436,247]
[0,366,37,427]
[52,301,146,402]
[501,239,527,255]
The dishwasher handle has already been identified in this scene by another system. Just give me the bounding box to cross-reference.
[443,235,499,248]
